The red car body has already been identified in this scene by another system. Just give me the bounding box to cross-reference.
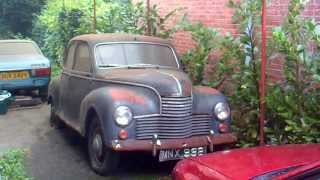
[172,144,320,180]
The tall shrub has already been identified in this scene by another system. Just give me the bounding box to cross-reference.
[99,1,182,38]
[180,20,221,85]
[220,0,264,147]
[181,0,264,147]
[267,0,320,144]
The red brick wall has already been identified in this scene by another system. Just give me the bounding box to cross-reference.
[146,0,319,53]
[148,0,237,54]
[135,0,320,82]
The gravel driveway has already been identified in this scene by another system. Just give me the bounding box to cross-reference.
[0,105,173,180]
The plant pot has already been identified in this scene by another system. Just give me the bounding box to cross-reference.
[0,90,15,115]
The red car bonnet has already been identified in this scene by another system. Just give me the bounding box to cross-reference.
[173,144,320,180]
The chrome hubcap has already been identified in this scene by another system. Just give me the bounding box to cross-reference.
[92,134,103,158]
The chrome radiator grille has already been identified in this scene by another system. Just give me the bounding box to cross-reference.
[162,96,193,117]
[135,96,212,140]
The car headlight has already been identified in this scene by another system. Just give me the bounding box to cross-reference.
[114,106,133,126]
[214,102,230,120]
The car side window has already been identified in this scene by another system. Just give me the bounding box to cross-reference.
[64,43,76,70]
[73,42,91,73]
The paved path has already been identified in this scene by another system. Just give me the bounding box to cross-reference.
[0,105,173,180]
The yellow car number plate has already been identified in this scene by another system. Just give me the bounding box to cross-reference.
[0,71,30,80]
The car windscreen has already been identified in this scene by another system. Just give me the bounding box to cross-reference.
[291,168,320,180]
[95,43,178,68]
[0,42,40,56]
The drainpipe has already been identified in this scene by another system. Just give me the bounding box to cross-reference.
[259,0,267,146]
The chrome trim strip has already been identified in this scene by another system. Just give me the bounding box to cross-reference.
[62,70,162,114]
[134,114,161,119]
[158,71,182,96]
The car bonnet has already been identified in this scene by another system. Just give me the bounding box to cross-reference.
[188,144,320,179]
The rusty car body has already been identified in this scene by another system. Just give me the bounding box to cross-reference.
[48,34,236,175]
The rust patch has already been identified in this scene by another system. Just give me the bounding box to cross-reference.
[195,86,220,95]
[109,89,147,106]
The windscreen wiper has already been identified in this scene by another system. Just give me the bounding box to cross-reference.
[128,64,160,69]
[98,64,124,68]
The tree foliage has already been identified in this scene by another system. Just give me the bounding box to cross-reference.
[32,0,182,70]
[32,0,103,66]
[0,0,46,38]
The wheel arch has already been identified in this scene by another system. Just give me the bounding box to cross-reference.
[79,85,161,143]
[84,107,99,138]
[48,95,52,104]
[48,78,60,106]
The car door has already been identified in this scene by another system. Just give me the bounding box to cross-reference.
[58,41,77,121]
[68,41,93,127]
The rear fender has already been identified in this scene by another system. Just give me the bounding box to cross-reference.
[48,77,60,106]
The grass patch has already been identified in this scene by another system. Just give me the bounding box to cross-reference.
[0,149,30,180]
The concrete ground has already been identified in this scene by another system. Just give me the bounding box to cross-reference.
[0,105,174,180]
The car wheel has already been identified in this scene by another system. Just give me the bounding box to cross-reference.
[88,116,119,176]
[50,102,64,129]
[39,86,48,102]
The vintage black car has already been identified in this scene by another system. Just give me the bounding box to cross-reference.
[48,34,237,175]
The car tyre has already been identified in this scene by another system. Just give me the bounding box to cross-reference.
[50,101,65,129]
[88,116,119,176]
[39,86,48,102]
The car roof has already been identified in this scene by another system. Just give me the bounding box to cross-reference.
[70,33,172,47]
[0,40,36,43]
[181,144,320,179]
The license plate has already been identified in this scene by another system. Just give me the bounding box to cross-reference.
[0,71,29,80]
[159,146,207,162]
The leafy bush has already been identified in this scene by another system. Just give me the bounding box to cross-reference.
[179,19,221,85]
[98,1,182,38]
[181,0,320,146]
[98,1,145,34]
[221,0,264,147]
[181,0,263,146]
[0,150,30,180]
[266,0,320,144]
